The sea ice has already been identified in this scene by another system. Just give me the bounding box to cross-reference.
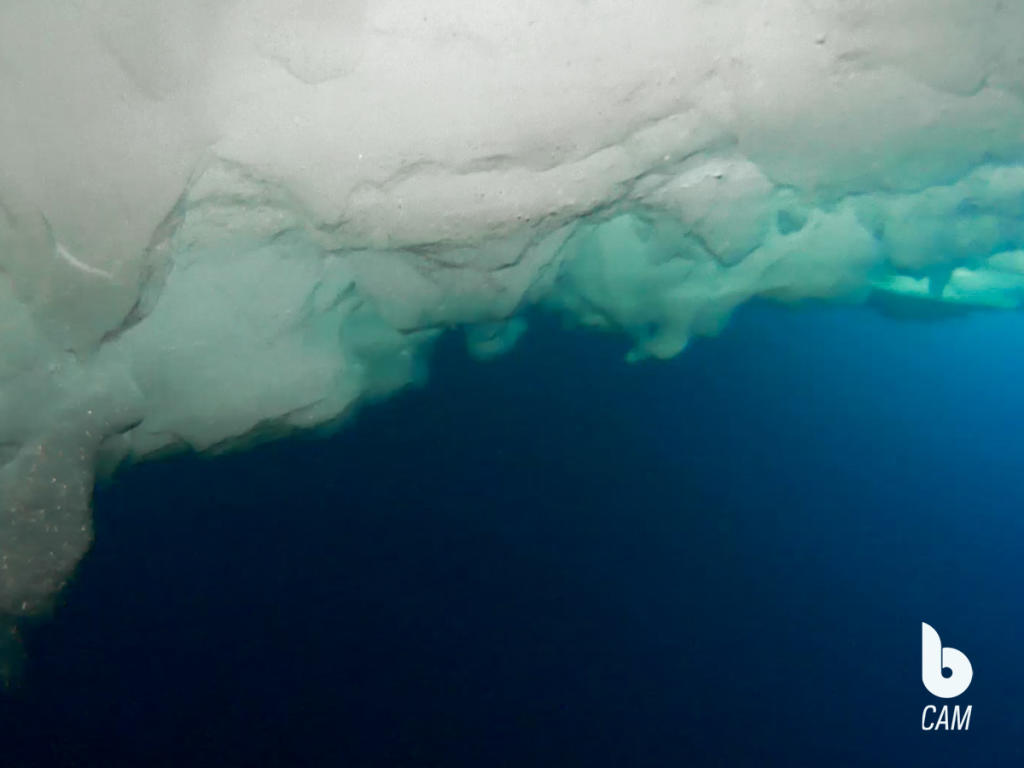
[1,1,1022,662]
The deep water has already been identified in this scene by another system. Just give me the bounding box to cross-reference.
[3,302,1024,767]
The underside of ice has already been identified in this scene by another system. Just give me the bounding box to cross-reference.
[1,0,1023,669]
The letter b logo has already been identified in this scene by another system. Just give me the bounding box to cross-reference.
[922,622,973,699]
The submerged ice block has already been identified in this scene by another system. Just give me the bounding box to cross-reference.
[1,0,1023,659]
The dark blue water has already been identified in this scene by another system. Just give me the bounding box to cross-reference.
[3,302,1024,766]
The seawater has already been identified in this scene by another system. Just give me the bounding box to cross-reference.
[2,303,1023,766]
